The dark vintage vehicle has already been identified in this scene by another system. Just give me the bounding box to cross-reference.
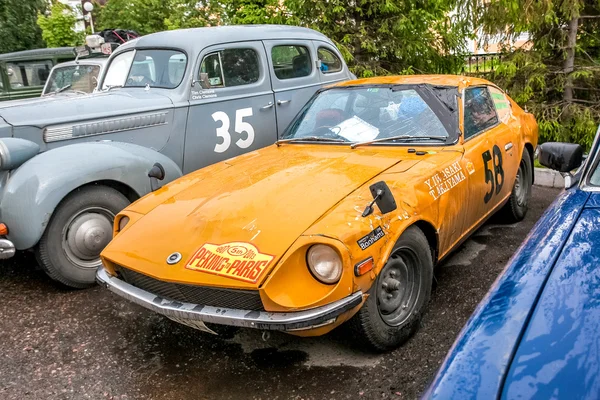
[0,25,353,288]
[0,47,76,101]
[425,131,600,398]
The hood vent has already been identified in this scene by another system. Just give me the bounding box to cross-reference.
[43,111,168,143]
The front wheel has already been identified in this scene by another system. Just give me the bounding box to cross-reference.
[36,185,130,288]
[348,226,433,352]
[501,149,533,222]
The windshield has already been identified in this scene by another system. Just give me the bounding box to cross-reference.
[282,86,454,144]
[43,64,101,95]
[102,49,187,90]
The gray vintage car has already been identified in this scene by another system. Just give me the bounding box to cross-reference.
[0,25,353,288]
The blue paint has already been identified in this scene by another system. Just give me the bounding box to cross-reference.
[424,188,590,399]
[501,207,600,399]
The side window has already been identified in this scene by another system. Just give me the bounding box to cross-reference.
[317,47,342,73]
[199,48,259,89]
[488,86,512,122]
[464,87,499,139]
[271,45,312,80]
[6,60,52,88]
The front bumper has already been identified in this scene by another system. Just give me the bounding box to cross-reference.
[96,268,364,331]
[0,238,15,259]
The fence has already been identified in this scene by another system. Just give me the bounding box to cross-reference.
[462,53,503,75]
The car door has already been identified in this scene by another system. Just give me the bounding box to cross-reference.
[183,42,276,174]
[461,86,506,233]
[263,40,322,135]
[314,42,350,85]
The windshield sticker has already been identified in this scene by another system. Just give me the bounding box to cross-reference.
[424,161,466,200]
[335,116,379,142]
[185,242,274,284]
[357,226,385,250]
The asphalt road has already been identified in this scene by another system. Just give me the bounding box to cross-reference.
[0,186,560,400]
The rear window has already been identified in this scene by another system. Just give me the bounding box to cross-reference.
[271,45,312,80]
[6,60,53,88]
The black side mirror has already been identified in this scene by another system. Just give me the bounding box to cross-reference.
[148,162,165,192]
[538,142,584,173]
[362,181,397,217]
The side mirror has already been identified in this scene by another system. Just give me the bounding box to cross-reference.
[148,162,165,192]
[362,181,397,217]
[538,142,584,173]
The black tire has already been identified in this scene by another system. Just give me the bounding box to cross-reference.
[501,149,533,222]
[348,226,433,352]
[36,185,130,289]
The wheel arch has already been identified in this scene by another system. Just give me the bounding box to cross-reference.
[1,142,182,250]
[524,142,535,184]
[411,220,439,265]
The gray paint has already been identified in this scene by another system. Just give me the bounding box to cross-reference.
[0,138,39,170]
[0,25,352,252]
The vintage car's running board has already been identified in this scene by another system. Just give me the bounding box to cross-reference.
[96,268,364,331]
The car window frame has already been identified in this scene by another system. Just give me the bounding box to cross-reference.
[5,59,53,89]
[198,47,261,89]
[462,85,501,142]
[270,43,313,81]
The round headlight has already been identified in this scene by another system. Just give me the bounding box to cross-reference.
[307,244,343,284]
[118,216,130,232]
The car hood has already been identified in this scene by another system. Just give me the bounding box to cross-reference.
[501,193,600,399]
[102,145,418,289]
[0,89,173,127]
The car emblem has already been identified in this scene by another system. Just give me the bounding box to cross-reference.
[166,252,182,265]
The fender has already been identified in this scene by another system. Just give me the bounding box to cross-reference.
[0,141,182,250]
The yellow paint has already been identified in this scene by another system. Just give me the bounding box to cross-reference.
[100,75,538,337]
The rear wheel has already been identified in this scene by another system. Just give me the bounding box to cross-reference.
[348,226,433,352]
[502,149,533,222]
[36,185,130,288]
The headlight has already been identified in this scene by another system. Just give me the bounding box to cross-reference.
[117,216,130,232]
[307,244,343,284]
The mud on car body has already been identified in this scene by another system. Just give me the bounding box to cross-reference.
[0,25,353,288]
[98,75,538,351]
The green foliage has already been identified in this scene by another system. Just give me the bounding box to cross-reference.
[0,0,46,53]
[284,0,470,77]
[36,1,84,48]
[463,0,600,149]
[95,0,171,35]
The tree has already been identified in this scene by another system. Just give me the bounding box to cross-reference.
[95,0,171,35]
[461,0,600,148]
[37,1,84,48]
[0,0,45,54]
[283,0,470,77]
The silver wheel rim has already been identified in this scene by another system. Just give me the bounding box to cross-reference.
[62,206,115,269]
[377,247,422,327]
[515,159,529,207]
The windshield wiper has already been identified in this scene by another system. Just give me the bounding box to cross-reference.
[55,84,72,94]
[351,135,447,149]
[104,84,123,92]
[276,136,347,146]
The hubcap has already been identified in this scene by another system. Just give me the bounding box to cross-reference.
[377,248,422,326]
[63,207,115,268]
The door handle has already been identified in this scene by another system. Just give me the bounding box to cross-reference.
[260,102,274,110]
[505,142,513,151]
[277,99,291,105]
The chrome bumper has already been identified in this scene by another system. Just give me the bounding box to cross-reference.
[0,238,15,259]
[96,268,364,331]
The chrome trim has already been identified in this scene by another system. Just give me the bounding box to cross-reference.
[166,252,182,265]
[277,99,291,105]
[0,238,15,259]
[505,142,513,151]
[96,268,364,331]
[43,111,169,143]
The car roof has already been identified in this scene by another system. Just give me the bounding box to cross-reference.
[0,47,74,61]
[336,75,496,90]
[116,25,333,55]
[52,58,109,68]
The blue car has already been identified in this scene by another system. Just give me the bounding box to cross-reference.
[425,131,599,399]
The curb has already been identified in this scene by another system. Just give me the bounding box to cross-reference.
[534,167,563,188]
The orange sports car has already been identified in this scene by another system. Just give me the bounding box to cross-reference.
[97,75,538,351]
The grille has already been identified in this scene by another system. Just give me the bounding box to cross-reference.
[116,267,265,311]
